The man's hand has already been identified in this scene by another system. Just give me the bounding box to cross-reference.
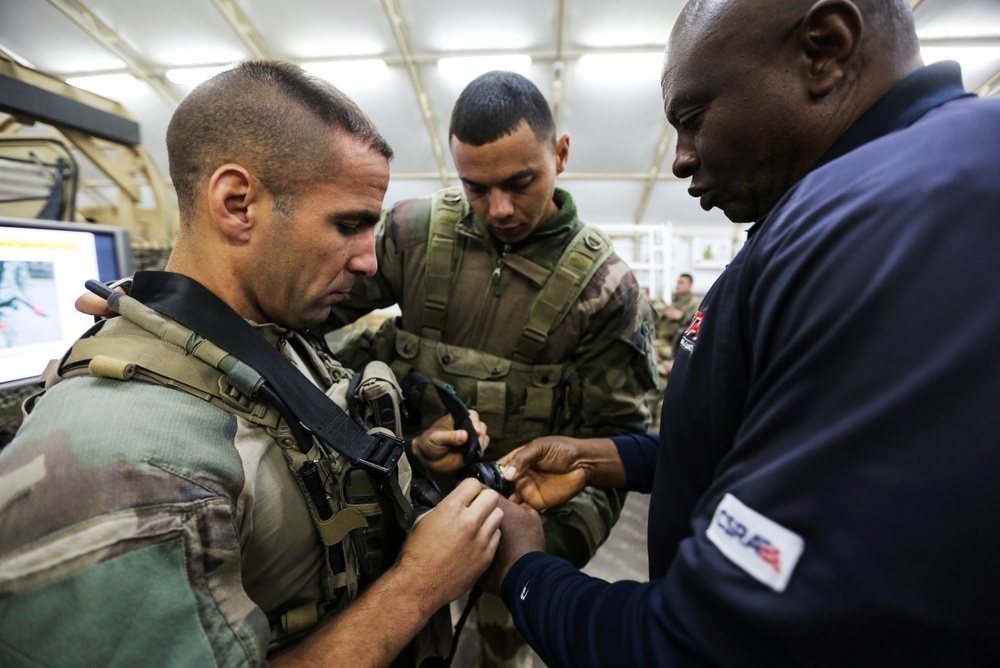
[499,436,626,511]
[75,288,119,319]
[271,479,503,667]
[411,410,489,474]
[664,306,684,321]
[398,478,503,607]
[479,496,544,595]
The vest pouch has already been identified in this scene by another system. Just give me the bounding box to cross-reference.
[341,466,383,586]
[513,362,566,447]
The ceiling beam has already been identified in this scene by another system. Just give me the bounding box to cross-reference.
[633,123,675,225]
[209,0,272,59]
[550,0,567,127]
[977,70,1000,97]
[380,0,450,187]
[45,0,182,108]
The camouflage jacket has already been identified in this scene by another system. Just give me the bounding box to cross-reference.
[656,290,701,356]
[332,187,658,446]
[330,187,658,564]
[0,316,419,666]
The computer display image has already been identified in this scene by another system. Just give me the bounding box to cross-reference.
[0,260,63,349]
[0,218,132,390]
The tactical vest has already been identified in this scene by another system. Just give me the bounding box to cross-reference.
[30,304,449,661]
[375,187,615,456]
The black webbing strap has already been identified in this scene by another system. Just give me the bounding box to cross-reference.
[399,369,481,467]
[121,271,403,476]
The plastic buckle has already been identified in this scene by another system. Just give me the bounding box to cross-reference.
[355,431,405,477]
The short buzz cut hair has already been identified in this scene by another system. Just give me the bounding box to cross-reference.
[448,70,556,147]
[166,60,392,221]
[680,273,694,283]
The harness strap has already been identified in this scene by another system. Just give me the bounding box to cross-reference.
[419,189,615,365]
[422,188,466,341]
[91,272,404,477]
[513,225,614,363]
[316,508,369,547]
[59,331,282,427]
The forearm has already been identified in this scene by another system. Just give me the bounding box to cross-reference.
[572,437,629,489]
[269,564,439,667]
[501,553,696,667]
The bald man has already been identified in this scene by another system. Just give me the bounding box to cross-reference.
[485,1,1000,665]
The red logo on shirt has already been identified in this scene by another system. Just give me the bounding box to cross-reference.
[684,311,704,340]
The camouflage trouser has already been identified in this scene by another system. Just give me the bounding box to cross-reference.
[476,591,532,668]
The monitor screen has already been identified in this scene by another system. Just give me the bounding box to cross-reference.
[0,217,134,390]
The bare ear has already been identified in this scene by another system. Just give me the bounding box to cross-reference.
[799,0,862,98]
[554,133,570,175]
[207,165,261,242]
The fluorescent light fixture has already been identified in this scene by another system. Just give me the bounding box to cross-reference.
[301,59,388,87]
[166,64,234,86]
[65,73,142,97]
[922,45,1000,70]
[578,52,664,80]
[437,55,532,80]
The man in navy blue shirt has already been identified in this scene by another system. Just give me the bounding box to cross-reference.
[485,0,1000,665]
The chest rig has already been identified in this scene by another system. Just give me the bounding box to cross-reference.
[32,277,443,659]
[379,187,614,456]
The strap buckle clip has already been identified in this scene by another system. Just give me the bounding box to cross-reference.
[354,430,405,477]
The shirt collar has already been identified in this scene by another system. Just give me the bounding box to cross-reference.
[748,61,970,237]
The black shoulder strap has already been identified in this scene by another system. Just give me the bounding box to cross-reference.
[92,271,403,476]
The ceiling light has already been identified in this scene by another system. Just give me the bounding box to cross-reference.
[301,59,389,87]
[165,64,235,86]
[65,73,142,98]
[437,55,533,80]
[921,45,1000,70]
[578,52,664,80]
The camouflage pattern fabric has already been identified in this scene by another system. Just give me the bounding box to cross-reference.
[331,188,658,451]
[656,290,700,356]
[0,318,417,666]
[330,187,658,667]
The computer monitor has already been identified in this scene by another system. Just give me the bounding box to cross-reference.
[0,217,134,390]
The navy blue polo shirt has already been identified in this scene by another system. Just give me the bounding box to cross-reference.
[502,62,1000,666]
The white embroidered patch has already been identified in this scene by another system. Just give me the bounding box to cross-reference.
[706,493,804,593]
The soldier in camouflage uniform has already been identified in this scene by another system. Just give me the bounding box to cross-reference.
[656,273,700,359]
[0,61,505,667]
[330,71,659,668]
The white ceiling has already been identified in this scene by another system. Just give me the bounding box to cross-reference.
[1,0,998,234]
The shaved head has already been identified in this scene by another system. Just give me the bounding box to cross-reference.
[661,0,921,222]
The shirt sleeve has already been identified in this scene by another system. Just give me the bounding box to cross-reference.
[501,552,710,668]
[0,381,271,667]
[573,266,659,438]
[612,432,659,493]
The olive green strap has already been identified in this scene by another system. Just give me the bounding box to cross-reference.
[422,187,466,341]
[315,508,369,547]
[60,332,281,427]
[514,225,614,363]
